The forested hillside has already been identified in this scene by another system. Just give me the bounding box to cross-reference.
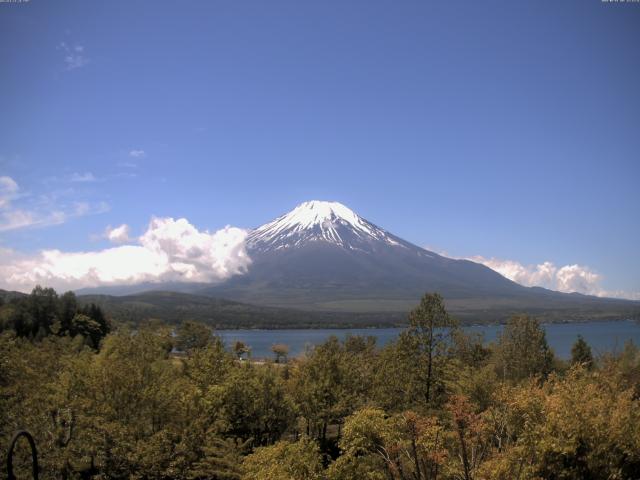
[77,291,406,329]
[2,291,640,479]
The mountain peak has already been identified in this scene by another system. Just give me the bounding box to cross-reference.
[247,200,404,252]
[285,200,361,228]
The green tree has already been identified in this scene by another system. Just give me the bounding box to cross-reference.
[183,336,235,392]
[213,363,294,446]
[495,314,554,382]
[57,291,78,335]
[191,434,248,480]
[571,335,594,370]
[376,292,458,408]
[290,337,357,442]
[29,285,59,333]
[176,320,213,352]
[328,407,390,480]
[70,313,103,349]
[0,287,110,346]
[80,303,110,340]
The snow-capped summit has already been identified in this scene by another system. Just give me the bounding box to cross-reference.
[247,200,403,252]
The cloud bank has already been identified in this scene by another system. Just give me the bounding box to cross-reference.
[0,217,251,292]
[468,256,639,300]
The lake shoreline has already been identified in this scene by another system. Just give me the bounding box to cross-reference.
[212,317,639,331]
[217,319,640,360]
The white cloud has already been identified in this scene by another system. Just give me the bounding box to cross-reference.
[467,255,639,300]
[44,172,99,184]
[0,206,106,233]
[0,209,42,232]
[105,224,131,244]
[69,172,97,182]
[58,42,89,70]
[118,161,138,169]
[468,256,562,290]
[0,176,108,232]
[555,264,602,295]
[0,217,251,292]
[129,150,146,158]
[0,176,19,209]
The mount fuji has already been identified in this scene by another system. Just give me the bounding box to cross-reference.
[199,201,638,321]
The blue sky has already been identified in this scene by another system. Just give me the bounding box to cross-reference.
[1,0,639,296]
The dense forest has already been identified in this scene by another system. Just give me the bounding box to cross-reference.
[0,286,110,348]
[2,288,640,479]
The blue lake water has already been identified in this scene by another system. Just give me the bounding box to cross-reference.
[219,319,640,360]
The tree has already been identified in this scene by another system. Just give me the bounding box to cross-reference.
[602,339,640,399]
[495,314,554,382]
[80,303,110,340]
[213,363,294,446]
[452,329,490,367]
[290,337,359,443]
[70,313,103,349]
[479,368,640,479]
[233,340,250,360]
[328,407,391,480]
[446,395,489,480]
[272,343,289,363]
[26,285,59,337]
[190,434,249,480]
[58,291,78,335]
[571,335,594,370]
[401,292,458,404]
[0,288,110,346]
[330,407,446,480]
[175,320,213,352]
[242,437,324,480]
[183,336,234,391]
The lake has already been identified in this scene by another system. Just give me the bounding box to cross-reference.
[219,319,640,360]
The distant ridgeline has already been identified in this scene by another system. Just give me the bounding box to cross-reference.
[2,285,639,331]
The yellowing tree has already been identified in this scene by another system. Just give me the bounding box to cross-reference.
[242,437,324,480]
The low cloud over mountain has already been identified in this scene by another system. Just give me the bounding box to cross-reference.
[467,256,639,300]
[0,217,250,292]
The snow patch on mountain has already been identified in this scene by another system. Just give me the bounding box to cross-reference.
[247,200,404,252]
